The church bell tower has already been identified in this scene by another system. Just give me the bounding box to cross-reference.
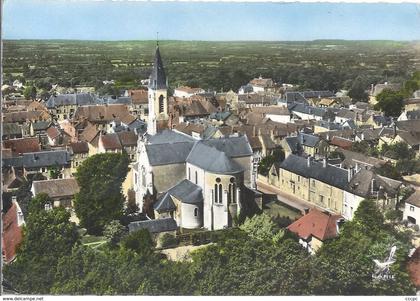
[147,43,168,135]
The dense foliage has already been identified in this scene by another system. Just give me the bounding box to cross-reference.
[4,200,416,295]
[3,194,80,294]
[3,40,417,94]
[74,152,129,235]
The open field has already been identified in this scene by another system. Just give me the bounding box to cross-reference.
[4,39,419,92]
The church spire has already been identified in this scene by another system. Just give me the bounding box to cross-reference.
[148,43,167,90]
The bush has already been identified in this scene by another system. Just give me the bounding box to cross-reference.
[121,229,154,255]
[159,233,178,249]
[385,209,403,222]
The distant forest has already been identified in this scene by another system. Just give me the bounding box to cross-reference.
[3,40,419,93]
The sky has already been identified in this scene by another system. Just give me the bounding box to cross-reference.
[3,1,420,41]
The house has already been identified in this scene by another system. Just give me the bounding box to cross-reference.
[268,154,400,219]
[46,93,97,120]
[280,133,329,158]
[174,86,205,98]
[68,141,89,174]
[126,89,149,120]
[73,104,134,132]
[369,82,401,105]
[329,136,353,150]
[3,137,41,156]
[238,94,276,108]
[2,200,25,264]
[248,77,275,93]
[403,189,420,226]
[318,98,337,108]
[3,150,72,179]
[238,84,255,95]
[31,178,80,208]
[404,98,420,112]
[117,131,138,161]
[98,133,123,154]
[2,123,23,140]
[287,209,342,254]
[250,106,291,124]
[289,103,326,121]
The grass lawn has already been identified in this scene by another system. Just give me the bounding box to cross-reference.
[264,199,302,221]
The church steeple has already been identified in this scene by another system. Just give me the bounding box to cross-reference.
[147,43,169,136]
[148,46,167,90]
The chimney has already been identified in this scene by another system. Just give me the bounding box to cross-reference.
[303,208,310,215]
[348,167,354,182]
[307,155,311,168]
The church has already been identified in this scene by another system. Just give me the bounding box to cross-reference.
[133,44,259,231]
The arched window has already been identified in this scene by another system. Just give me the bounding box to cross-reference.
[188,168,191,180]
[230,177,236,204]
[194,207,198,217]
[215,178,222,204]
[159,95,164,113]
[195,171,198,184]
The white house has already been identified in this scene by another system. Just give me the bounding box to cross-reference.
[404,189,420,226]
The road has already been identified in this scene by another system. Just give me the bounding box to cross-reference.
[256,180,315,214]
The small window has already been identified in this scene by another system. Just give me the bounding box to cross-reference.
[188,168,191,180]
[195,171,198,184]
[194,208,198,217]
[410,206,415,212]
[159,95,164,113]
[216,177,221,183]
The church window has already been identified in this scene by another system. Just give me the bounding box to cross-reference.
[218,184,223,204]
[188,168,191,180]
[195,171,198,184]
[159,95,164,113]
[194,208,198,217]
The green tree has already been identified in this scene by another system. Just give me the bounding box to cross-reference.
[309,199,415,295]
[3,206,79,294]
[374,89,404,117]
[23,85,37,100]
[348,76,369,102]
[103,220,127,247]
[74,153,129,235]
[240,213,279,242]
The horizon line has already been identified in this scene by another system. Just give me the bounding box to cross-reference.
[4,38,420,43]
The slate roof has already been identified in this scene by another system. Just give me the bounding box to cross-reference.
[284,136,301,154]
[165,179,203,205]
[289,103,326,118]
[46,93,96,108]
[32,121,51,131]
[3,123,22,136]
[201,135,253,158]
[154,193,176,212]
[146,142,194,166]
[298,133,320,147]
[287,209,342,241]
[406,110,420,120]
[187,142,243,174]
[32,178,80,198]
[338,149,385,169]
[17,150,71,169]
[148,46,167,90]
[406,190,420,207]
[148,129,195,145]
[128,217,177,234]
[280,154,349,190]
[239,84,254,93]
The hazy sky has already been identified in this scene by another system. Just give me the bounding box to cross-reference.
[3,1,420,41]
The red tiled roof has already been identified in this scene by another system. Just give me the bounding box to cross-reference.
[408,247,420,288]
[129,89,148,105]
[3,137,40,155]
[100,133,122,150]
[117,131,137,147]
[69,141,89,154]
[2,202,24,263]
[287,209,342,241]
[330,136,353,150]
[46,126,61,140]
